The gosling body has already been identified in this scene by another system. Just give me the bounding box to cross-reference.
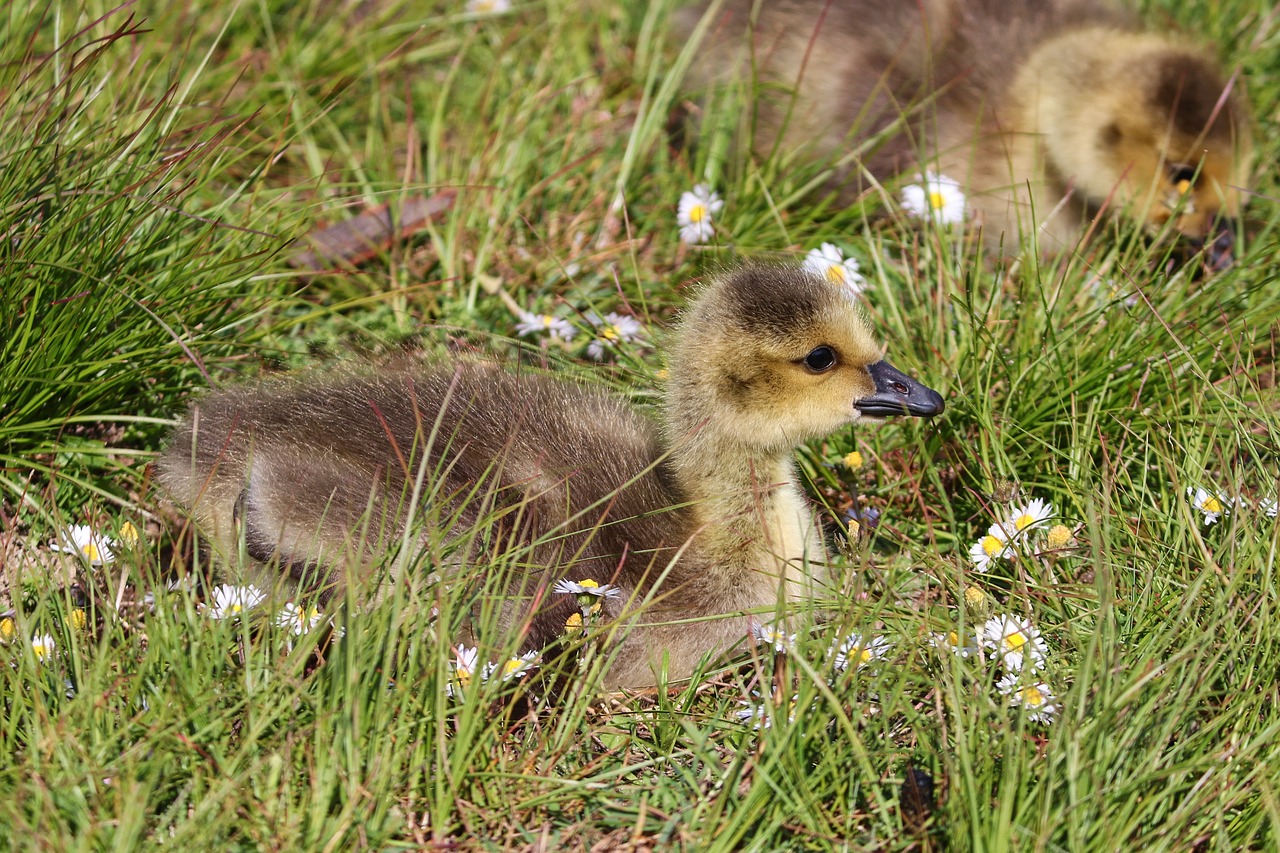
[678,0,1252,258]
[159,267,944,688]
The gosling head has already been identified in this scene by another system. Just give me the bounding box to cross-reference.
[1039,35,1252,266]
[665,266,944,454]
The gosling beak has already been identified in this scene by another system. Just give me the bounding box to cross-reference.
[1205,218,1236,272]
[855,360,945,418]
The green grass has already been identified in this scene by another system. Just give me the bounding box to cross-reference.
[2,0,1279,848]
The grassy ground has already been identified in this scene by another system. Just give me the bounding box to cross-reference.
[2,0,1279,849]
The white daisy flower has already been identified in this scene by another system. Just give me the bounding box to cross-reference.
[447,644,480,696]
[1261,498,1278,518]
[832,632,892,671]
[515,310,576,342]
[750,621,796,654]
[902,171,966,225]
[802,243,866,294]
[467,0,511,14]
[929,629,980,658]
[552,578,622,600]
[204,584,266,620]
[981,614,1047,673]
[482,650,540,682]
[997,674,1059,724]
[50,525,117,565]
[677,183,723,245]
[275,602,324,636]
[1186,486,1232,525]
[734,693,797,730]
[1003,498,1054,538]
[968,523,1013,569]
[30,633,57,662]
[585,312,644,360]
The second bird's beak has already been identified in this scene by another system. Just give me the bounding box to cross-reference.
[1205,218,1236,272]
[854,360,945,418]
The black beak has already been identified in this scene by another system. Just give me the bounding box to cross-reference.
[1205,218,1236,272]
[854,360,945,418]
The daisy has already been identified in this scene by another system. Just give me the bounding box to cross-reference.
[50,525,117,565]
[902,172,966,225]
[0,616,15,643]
[832,632,891,671]
[802,243,866,294]
[981,614,1047,673]
[677,183,723,245]
[1261,498,1278,519]
[466,0,511,14]
[552,578,623,610]
[750,621,796,654]
[31,633,56,662]
[734,693,797,730]
[585,311,644,360]
[204,584,266,620]
[275,602,324,636]
[842,450,864,470]
[447,645,480,696]
[1003,498,1053,538]
[1186,486,1232,525]
[515,310,576,342]
[1045,524,1074,549]
[482,650,540,682]
[968,524,1012,570]
[929,629,980,658]
[997,674,1059,724]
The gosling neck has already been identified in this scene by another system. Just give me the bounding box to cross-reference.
[662,391,828,588]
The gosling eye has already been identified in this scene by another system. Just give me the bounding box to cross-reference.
[801,345,838,373]
[1168,163,1198,187]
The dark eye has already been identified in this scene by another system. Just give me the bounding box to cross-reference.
[802,345,837,373]
[1168,163,1198,186]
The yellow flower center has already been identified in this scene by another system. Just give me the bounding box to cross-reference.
[119,522,139,544]
[687,203,707,223]
[33,642,49,659]
[457,669,472,687]
[565,612,583,632]
[503,659,525,676]
[859,647,873,664]
[928,191,946,210]
[1020,686,1044,706]
[71,610,87,631]
[1203,496,1223,514]
[539,315,556,328]
[230,604,243,615]
[823,264,847,285]
[946,630,960,647]
[981,535,1004,557]
[578,579,599,589]
[1004,631,1026,652]
[1014,513,1035,531]
[0,618,15,641]
[82,542,100,562]
[847,518,861,536]
[601,325,621,342]
[655,368,669,380]
[843,451,864,469]
[295,607,319,628]
[963,586,985,607]
[1046,525,1071,548]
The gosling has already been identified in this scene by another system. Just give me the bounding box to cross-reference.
[159,266,944,688]
[677,0,1253,263]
